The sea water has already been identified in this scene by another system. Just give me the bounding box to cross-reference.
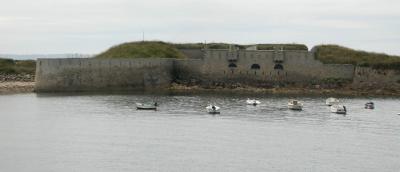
[0,93,399,172]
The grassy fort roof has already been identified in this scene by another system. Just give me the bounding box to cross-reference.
[95,41,187,59]
[313,45,400,70]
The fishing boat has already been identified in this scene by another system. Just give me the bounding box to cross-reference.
[364,102,374,109]
[246,99,261,106]
[330,104,347,114]
[206,105,220,114]
[288,99,303,111]
[136,102,157,110]
[326,97,340,106]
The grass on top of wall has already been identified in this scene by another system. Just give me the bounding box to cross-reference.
[0,58,36,74]
[95,41,187,59]
[256,44,308,51]
[173,43,308,51]
[313,45,400,70]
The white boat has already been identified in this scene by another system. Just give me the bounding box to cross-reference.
[288,100,303,110]
[330,104,347,114]
[136,102,157,110]
[364,102,374,109]
[246,99,261,106]
[206,105,220,114]
[326,97,340,106]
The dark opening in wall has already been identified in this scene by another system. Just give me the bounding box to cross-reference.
[229,63,237,68]
[251,64,260,70]
[274,64,284,70]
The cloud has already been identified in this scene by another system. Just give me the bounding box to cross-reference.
[0,0,399,55]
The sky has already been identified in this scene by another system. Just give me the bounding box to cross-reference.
[0,0,399,55]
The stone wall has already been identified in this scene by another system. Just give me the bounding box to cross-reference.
[192,49,355,86]
[353,67,400,89]
[179,49,204,59]
[35,49,357,92]
[35,58,174,92]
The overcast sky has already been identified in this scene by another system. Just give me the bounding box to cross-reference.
[0,0,399,55]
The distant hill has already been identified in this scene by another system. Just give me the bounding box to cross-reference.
[313,45,400,70]
[0,54,92,60]
[95,41,187,59]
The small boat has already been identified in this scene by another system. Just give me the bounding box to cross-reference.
[136,102,157,110]
[206,105,220,114]
[326,97,340,106]
[330,104,347,114]
[364,102,374,109]
[288,99,303,111]
[246,99,261,106]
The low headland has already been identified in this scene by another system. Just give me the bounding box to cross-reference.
[2,41,400,96]
[0,58,35,94]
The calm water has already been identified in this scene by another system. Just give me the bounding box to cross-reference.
[0,93,399,172]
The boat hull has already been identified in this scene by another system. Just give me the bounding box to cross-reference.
[206,105,220,114]
[246,100,261,106]
[288,100,303,111]
[207,111,220,114]
[136,107,157,110]
[365,103,374,109]
[330,105,347,114]
[136,103,157,110]
[288,105,302,110]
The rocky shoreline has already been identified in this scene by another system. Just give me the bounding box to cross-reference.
[0,74,35,94]
[168,83,400,97]
[1,79,399,97]
[0,81,35,94]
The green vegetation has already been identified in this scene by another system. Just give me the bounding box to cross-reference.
[173,43,307,50]
[95,41,309,59]
[173,43,248,50]
[256,44,308,51]
[95,41,400,70]
[0,58,36,74]
[314,45,400,70]
[95,41,187,59]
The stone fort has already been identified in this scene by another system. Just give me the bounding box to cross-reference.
[35,46,356,92]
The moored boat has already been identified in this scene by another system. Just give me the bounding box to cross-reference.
[206,105,220,114]
[364,102,374,109]
[288,99,303,111]
[246,99,261,106]
[136,102,157,110]
[326,97,340,106]
[330,104,347,114]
